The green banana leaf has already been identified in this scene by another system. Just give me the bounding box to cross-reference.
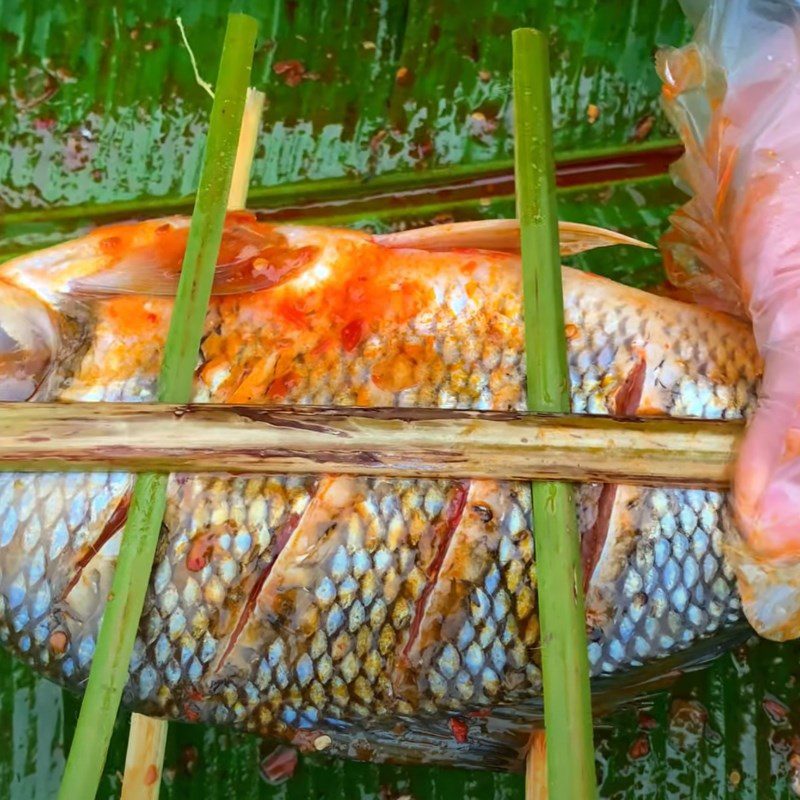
[1,2,798,799]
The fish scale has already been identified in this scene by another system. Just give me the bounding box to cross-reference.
[130,474,319,709]
[409,480,541,713]
[0,470,131,674]
[588,487,740,675]
[0,218,762,768]
[202,476,471,730]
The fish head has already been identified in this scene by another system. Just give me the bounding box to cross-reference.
[0,279,60,401]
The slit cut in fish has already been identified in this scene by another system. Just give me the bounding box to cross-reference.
[581,355,647,591]
[63,492,132,597]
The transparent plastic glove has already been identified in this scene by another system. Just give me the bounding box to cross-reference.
[658,0,800,638]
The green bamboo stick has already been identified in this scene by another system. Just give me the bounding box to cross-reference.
[58,14,258,799]
[512,28,597,799]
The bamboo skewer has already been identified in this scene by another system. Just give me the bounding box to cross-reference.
[0,402,740,487]
[227,87,266,211]
[120,715,169,800]
[526,731,549,800]
[119,82,266,800]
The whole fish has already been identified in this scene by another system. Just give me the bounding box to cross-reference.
[0,214,760,770]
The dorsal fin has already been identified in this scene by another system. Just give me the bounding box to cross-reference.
[373,219,652,255]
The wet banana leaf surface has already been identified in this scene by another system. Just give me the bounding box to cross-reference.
[1,1,799,799]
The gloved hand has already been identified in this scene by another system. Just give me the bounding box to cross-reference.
[658,0,800,638]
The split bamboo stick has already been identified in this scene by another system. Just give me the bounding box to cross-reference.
[0,403,740,488]
[120,714,169,800]
[526,731,549,800]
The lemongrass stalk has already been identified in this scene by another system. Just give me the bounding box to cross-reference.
[512,28,597,799]
[57,14,259,800]
[119,84,267,800]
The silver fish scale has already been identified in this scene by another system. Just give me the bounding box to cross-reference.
[121,479,462,731]
[414,275,641,415]
[0,470,131,679]
[157,477,469,735]
[563,291,644,416]
[414,483,542,713]
[125,473,318,711]
[648,303,757,419]
[277,272,641,414]
[563,281,759,419]
[588,488,741,674]
[408,286,520,411]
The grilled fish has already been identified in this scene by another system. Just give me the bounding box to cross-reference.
[0,215,761,770]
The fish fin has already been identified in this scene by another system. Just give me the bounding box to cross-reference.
[373,219,653,255]
[558,221,654,256]
[277,710,530,772]
[589,621,750,707]
[272,624,748,773]
[0,280,58,401]
[68,214,319,297]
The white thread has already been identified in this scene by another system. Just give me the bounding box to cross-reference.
[176,17,215,100]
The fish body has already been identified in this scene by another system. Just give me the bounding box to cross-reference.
[0,216,760,769]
